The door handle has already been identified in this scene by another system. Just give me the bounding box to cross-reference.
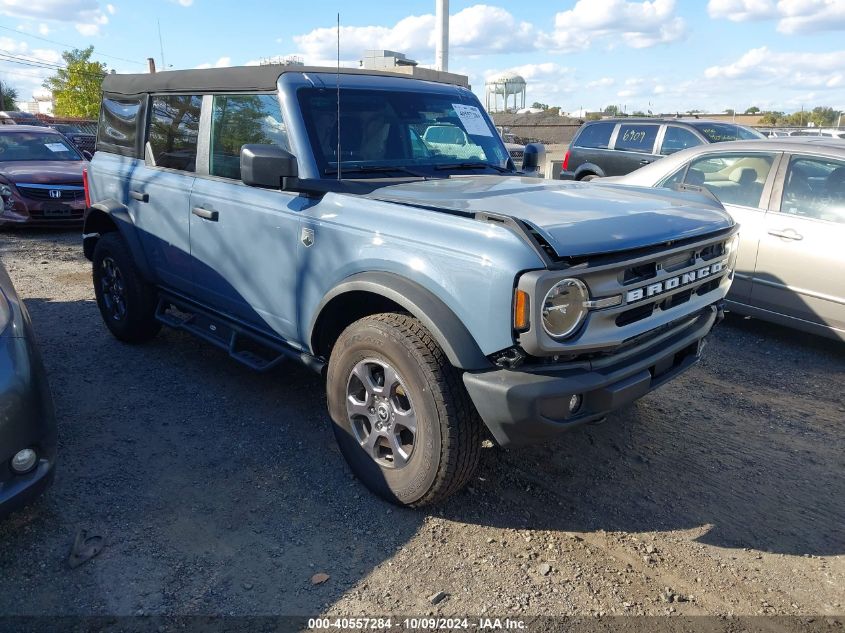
[768,229,803,241]
[192,207,219,222]
[639,159,653,165]
[129,190,149,203]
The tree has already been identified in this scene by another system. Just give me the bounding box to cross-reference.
[43,47,107,118]
[0,82,19,110]
[531,102,549,110]
[603,105,620,116]
[724,108,735,115]
[745,106,760,115]
[632,110,647,117]
[808,106,837,127]
[547,106,560,116]
[759,111,783,125]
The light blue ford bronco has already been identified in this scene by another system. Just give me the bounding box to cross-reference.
[83,65,738,506]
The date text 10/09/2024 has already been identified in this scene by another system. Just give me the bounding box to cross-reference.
[307,617,527,630]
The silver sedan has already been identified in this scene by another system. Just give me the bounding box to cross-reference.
[603,138,845,341]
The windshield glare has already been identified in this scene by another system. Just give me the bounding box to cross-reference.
[297,88,510,176]
[692,123,764,142]
[0,132,82,162]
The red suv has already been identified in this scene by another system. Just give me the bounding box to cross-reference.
[0,125,89,227]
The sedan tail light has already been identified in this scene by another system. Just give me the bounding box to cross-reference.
[562,149,570,171]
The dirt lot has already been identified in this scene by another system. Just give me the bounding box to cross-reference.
[0,230,843,622]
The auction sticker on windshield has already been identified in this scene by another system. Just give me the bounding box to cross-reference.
[45,143,71,152]
[452,104,493,137]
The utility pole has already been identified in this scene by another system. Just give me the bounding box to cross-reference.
[0,79,4,110]
[147,58,156,73]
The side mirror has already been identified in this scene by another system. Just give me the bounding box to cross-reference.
[240,144,297,188]
[521,143,546,175]
[82,150,93,161]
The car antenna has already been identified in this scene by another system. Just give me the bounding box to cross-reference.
[336,12,342,181]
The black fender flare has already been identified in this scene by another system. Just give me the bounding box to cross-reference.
[310,271,491,371]
[82,200,153,281]
[574,163,605,179]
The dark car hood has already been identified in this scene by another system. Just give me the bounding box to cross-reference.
[0,160,85,184]
[367,175,733,258]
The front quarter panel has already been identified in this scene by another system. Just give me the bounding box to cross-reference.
[298,193,544,362]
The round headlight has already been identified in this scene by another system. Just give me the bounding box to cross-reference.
[542,278,589,339]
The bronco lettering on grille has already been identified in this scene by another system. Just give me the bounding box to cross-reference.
[626,261,726,304]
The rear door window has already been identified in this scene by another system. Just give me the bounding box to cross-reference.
[779,156,845,224]
[614,124,659,154]
[147,94,202,172]
[573,122,615,149]
[660,126,703,155]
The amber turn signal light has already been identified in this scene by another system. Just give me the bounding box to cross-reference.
[514,289,530,331]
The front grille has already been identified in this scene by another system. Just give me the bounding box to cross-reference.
[17,186,84,202]
[509,150,524,159]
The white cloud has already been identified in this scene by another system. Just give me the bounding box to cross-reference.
[0,35,62,101]
[75,11,108,36]
[586,77,615,88]
[0,0,112,36]
[777,0,845,33]
[177,0,193,5]
[705,46,845,89]
[37,22,49,34]
[195,56,232,69]
[0,0,98,20]
[706,0,777,21]
[543,0,686,52]
[105,3,115,14]
[708,0,845,32]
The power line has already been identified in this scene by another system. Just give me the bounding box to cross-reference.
[0,24,144,66]
[0,50,108,78]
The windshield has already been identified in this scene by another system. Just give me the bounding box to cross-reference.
[0,132,83,162]
[297,87,510,177]
[691,122,765,142]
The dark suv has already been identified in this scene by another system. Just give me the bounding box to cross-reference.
[559,118,764,181]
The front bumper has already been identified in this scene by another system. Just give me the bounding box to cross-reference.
[463,305,720,446]
[1,197,86,227]
[0,330,57,518]
[558,170,576,180]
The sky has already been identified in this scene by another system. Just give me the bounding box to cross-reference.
[1,0,844,115]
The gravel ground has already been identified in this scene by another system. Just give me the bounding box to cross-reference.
[0,230,843,620]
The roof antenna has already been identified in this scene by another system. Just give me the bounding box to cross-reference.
[336,12,341,181]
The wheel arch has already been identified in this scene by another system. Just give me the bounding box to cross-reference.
[83,200,153,281]
[309,272,491,371]
[574,163,605,179]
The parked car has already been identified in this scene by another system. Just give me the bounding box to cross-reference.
[83,65,737,506]
[48,123,96,156]
[560,118,765,181]
[0,125,88,227]
[604,137,845,341]
[0,260,57,518]
[0,111,47,126]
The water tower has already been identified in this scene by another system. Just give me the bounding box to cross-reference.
[485,72,527,113]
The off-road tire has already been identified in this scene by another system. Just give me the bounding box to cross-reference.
[326,313,483,506]
[579,173,599,181]
[92,232,160,343]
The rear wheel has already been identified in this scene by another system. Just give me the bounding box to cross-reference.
[326,313,482,506]
[92,232,160,343]
[579,173,598,181]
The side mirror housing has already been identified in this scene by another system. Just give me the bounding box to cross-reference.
[521,143,546,175]
[82,150,93,161]
[240,144,298,188]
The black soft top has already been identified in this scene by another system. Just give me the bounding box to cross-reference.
[101,65,416,95]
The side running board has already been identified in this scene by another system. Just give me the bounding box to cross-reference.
[155,293,324,374]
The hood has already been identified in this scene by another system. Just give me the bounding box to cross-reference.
[366,175,733,258]
[0,160,85,185]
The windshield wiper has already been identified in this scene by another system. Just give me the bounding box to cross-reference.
[433,162,511,173]
[323,165,427,178]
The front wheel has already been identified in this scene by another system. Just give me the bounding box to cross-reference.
[326,313,482,506]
